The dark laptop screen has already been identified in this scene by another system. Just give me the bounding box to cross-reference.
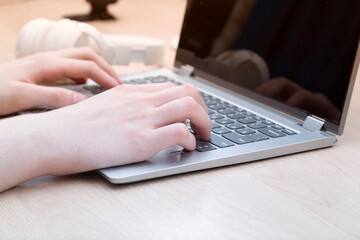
[176,0,360,126]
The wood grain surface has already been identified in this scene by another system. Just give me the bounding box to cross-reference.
[1,0,360,239]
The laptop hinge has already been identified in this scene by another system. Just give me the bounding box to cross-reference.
[179,65,194,77]
[302,115,325,131]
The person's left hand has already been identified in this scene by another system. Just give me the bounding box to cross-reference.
[0,47,121,116]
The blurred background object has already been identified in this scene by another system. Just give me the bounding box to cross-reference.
[65,0,118,21]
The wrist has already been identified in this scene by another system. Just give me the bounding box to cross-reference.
[0,113,58,191]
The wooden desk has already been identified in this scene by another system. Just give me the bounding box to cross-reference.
[1,0,360,239]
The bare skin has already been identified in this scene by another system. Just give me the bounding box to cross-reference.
[0,48,211,192]
[0,47,121,115]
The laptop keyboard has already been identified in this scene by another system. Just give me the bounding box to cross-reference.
[83,75,297,152]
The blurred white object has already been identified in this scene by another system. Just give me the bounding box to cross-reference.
[16,18,165,65]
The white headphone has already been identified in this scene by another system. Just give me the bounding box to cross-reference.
[16,18,165,65]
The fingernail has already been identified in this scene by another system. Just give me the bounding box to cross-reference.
[116,76,122,84]
[72,94,86,104]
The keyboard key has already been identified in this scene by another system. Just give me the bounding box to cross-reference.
[218,108,236,115]
[215,118,234,125]
[211,122,221,129]
[243,111,255,117]
[229,105,240,110]
[247,122,267,129]
[173,81,182,86]
[223,102,233,107]
[227,113,245,119]
[252,115,265,121]
[208,104,227,110]
[222,132,252,145]
[210,114,225,120]
[237,117,256,124]
[196,140,217,152]
[236,128,256,135]
[126,79,136,84]
[213,97,222,102]
[203,94,213,100]
[149,76,168,83]
[186,120,191,128]
[262,120,275,125]
[282,129,297,135]
[259,128,286,138]
[225,122,245,130]
[121,76,294,148]
[212,127,231,134]
[272,124,285,130]
[199,91,207,97]
[209,134,235,148]
[246,133,270,141]
[83,85,106,94]
[204,99,218,106]
[131,78,149,84]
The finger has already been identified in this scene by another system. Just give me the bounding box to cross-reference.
[56,58,119,89]
[150,123,196,151]
[152,96,211,140]
[55,47,122,84]
[20,84,87,109]
[149,84,208,113]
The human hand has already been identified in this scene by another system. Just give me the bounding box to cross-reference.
[27,83,211,176]
[0,47,121,116]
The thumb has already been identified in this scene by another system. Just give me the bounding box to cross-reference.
[22,84,87,109]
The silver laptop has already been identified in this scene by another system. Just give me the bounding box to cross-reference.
[69,0,360,183]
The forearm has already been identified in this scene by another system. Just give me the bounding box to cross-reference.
[0,114,54,192]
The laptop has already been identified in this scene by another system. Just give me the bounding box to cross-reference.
[67,0,360,183]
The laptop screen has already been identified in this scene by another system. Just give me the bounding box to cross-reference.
[176,0,360,132]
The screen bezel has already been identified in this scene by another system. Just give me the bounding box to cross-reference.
[175,39,360,135]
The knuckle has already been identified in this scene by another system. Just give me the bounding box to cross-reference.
[86,60,97,68]
[181,96,198,110]
[173,123,189,139]
[183,84,198,96]
[84,61,97,73]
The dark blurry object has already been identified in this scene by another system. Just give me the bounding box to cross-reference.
[65,0,117,21]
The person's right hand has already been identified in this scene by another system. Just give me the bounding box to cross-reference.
[32,82,211,176]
